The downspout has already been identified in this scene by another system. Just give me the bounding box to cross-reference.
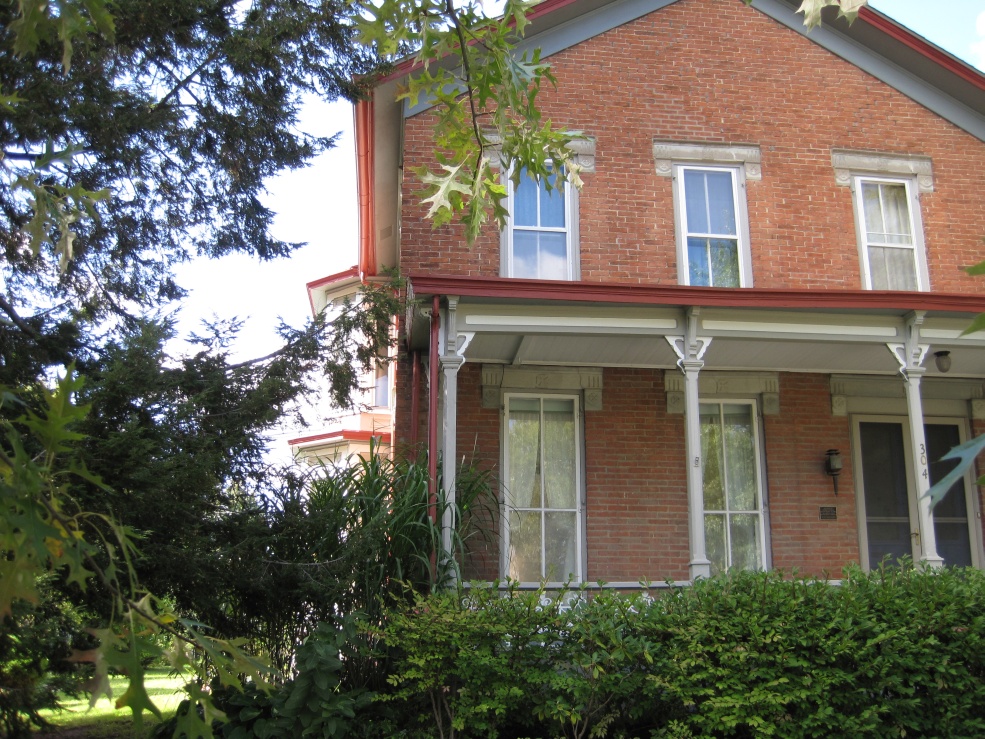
[354,98,377,279]
[428,295,440,528]
[409,350,421,460]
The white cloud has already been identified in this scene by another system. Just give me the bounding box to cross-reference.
[971,11,985,71]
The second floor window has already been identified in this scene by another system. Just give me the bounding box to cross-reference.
[676,165,750,287]
[854,176,925,291]
[505,168,576,280]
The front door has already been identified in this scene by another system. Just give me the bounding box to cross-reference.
[855,417,977,569]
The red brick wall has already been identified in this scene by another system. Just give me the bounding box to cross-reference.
[584,369,690,582]
[441,366,864,582]
[398,0,985,293]
[764,374,859,575]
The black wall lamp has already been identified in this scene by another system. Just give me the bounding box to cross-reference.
[934,350,952,373]
[825,449,842,494]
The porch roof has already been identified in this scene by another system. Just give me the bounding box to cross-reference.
[407,275,985,378]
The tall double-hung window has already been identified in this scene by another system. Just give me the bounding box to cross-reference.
[830,150,932,292]
[700,401,767,574]
[504,168,578,281]
[675,166,751,287]
[854,177,925,291]
[502,394,583,583]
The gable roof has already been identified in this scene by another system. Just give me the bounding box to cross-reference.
[353,0,985,278]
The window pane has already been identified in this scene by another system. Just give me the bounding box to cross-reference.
[709,238,740,287]
[868,521,912,568]
[545,511,578,581]
[859,423,909,519]
[507,510,542,581]
[861,182,885,239]
[935,523,972,568]
[704,170,736,235]
[868,245,917,291]
[539,232,569,280]
[863,182,912,245]
[688,237,711,286]
[858,421,912,569]
[540,177,565,228]
[684,170,709,233]
[512,231,539,279]
[700,405,725,510]
[543,400,576,509]
[926,424,971,567]
[507,403,541,509]
[730,514,762,571]
[705,513,727,576]
[722,404,757,512]
[514,169,537,227]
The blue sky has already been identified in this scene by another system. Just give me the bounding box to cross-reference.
[870,0,985,71]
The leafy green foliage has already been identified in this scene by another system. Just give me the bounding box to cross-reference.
[355,0,582,242]
[378,567,985,738]
[0,372,273,739]
[0,580,93,738]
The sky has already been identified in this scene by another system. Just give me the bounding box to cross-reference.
[170,1,985,444]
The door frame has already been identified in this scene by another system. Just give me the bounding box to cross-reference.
[851,414,983,570]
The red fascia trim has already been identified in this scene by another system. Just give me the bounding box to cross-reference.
[306,266,360,292]
[355,99,377,278]
[406,274,985,314]
[305,265,360,316]
[288,429,392,446]
[858,7,985,92]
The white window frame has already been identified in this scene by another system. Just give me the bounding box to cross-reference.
[699,398,769,574]
[501,167,580,281]
[500,392,585,585]
[672,164,753,288]
[372,362,390,409]
[851,414,982,571]
[851,175,929,292]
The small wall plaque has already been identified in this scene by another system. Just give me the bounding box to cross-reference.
[819,506,837,521]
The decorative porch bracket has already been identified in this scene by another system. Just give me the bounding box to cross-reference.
[887,310,943,569]
[666,307,713,580]
[439,297,471,580]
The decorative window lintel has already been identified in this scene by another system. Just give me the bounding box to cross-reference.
[485,132,596,173]
[482,365,603,410]
[653,141,762,181]
[831,149,934,193]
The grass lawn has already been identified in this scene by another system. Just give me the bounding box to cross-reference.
[35,668,187,738]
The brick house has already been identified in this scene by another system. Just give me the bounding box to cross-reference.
[308,0,985,585]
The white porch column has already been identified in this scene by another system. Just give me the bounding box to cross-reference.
[667,308,713,581]
[439,297,472,578]
[889,311,943,569]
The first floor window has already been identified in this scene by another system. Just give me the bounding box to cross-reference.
[503,394,582,583]
[854,176,924,291]
[700,401,766,574]
[505,167,576,280]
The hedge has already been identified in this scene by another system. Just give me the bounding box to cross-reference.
[379,566,985,738]
[215,566,985,738]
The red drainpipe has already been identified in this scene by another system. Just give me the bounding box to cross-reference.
[428,296,440,528]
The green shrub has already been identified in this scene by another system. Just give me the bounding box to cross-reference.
[376,566,985,738]
[0,580,92,738]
